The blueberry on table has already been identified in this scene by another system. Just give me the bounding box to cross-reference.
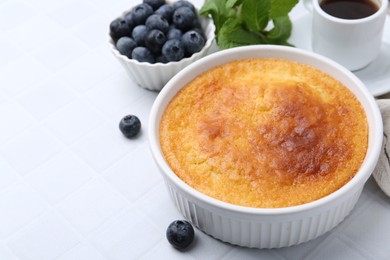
[116,37,137,58]
[109,18,133,42]
[166,220,195,250]
[172,0,196,12]
[145,29,167,54]
[132,47,155,63]
[162,39,185,61]
[172,6,196,30]
[155,4,174,22]
[145,14,169,33]
[119,115,141,138]
[131,3,153,25]
[132,25,149,46]
[182,30,205,55]
[143,0,166,10]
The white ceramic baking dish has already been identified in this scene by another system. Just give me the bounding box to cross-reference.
[148,45,383,248]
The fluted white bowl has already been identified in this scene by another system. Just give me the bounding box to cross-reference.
[149,45,383,248]
[108,6,215,91]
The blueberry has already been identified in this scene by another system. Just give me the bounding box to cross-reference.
[182,30,205,55]
[132,25,148,46]
[145,14,169,33]
[109,18,133,42]
[162,39,185,62]
[192,19,205,37]
[192,26,205,39]
[173,6,196,30]
[124,11,136,28]
[145,29,167,54]
[172,0,196,12]
[167,27,182,40]
[132,47,155,63]
[166,220,195,250]
[131,3,153,25]
[155,4,174,22]
[156,55,169,63]
[116,37,137,58]
[119,115,141,138]
[143,0,165,10]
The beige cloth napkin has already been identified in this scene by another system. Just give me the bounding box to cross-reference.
[373,99,390,196]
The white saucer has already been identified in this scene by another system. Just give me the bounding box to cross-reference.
[290,13,390,97]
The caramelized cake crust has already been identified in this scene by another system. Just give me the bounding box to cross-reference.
[160,58,368,208]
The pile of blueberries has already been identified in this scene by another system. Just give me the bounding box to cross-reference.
[110,0,206,64]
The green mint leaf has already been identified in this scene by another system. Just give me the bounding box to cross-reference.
[226,0,242,8]
[241,0,271,32]
[199,0,236,34]
[269,0,299,18]
[267,16,293,43]
[217,34,244,49]
[218,18,266,49]
[200,0,298,49]
[217,35,243,50]
[221,18,265,46]
[217,19,246,49]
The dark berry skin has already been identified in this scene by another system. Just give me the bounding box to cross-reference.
[167,27,182,40]
[156,55,169,63]
[109,18,133,42]
[173,6,196,30]
[124,11,136,28]
[143,0,165,10]
[145,14,169,33]
[162,39,185,62]
[192,19,205,38]
[145,29,167,54]
[182,30,205,55]
[166,220,195,250]
[131,3,153,25]
[172,0,196,12]
[132,47,155,63]
[119,115,141,138]
[116,37,137,58]
[155,4,174,22]
[132,25,149,46]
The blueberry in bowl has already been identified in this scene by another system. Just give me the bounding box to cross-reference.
[145,29,167,54]
[115,37,137,59]
[130,3,154,25]
[108,0,215,91]
[162,39,185,62]
[172,6,196,30]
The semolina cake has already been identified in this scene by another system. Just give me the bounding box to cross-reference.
[159,58,368,208]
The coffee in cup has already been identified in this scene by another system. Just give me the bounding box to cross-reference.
[320,0,379,19]
[304,0,388,71]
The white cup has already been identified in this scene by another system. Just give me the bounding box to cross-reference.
[304,0,388,71]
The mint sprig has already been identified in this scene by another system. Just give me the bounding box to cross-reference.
[200,0,299,49]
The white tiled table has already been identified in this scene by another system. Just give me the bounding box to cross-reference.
[0,0,389,259]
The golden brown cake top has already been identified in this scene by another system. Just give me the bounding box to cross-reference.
[160,58,368,208]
